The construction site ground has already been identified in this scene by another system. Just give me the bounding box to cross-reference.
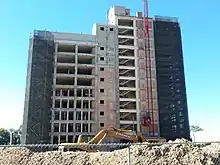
[1,139,220,165]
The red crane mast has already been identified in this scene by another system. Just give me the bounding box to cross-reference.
[142,0,154,135]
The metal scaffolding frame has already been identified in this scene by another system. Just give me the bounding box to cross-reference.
[22,30,54,144]
[153,20,190,141]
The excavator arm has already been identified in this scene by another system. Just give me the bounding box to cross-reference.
[58,127,146,152]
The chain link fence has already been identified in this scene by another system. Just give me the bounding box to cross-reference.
[0,141,220,165]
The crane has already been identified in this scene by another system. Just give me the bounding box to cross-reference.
[142,0,154,135]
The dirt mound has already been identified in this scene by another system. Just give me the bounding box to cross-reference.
[0,139,220,165]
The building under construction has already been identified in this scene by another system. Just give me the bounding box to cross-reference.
[21,6,190,144]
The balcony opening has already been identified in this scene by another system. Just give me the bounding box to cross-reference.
[120,112,137,121]
[60,136,66,143]
[119,69,135,77]
[68,111,74,120]
[90,112,95,120]
[83,112,89,120]
[69,100,74,108]
[83,100,89,109]
[118,19,133,27]
[82,123,89,132]
[55,100,60,108]
[54,123,59,132]
[60,123,67,132]
[118,38,134,46]
[77,68,92,75]
[120,124,137,132]
[76,111,81,120]
[58,44,75,53]
[119,90,136,98]
[53,136,58,144]
[68,123,74,132]
[78,45,93,54]
[61,90,68,96]
[119,49,134,57]
[120,101,136,109]
[69,90,74,96]
[78,56,94,64]
[57,67,75,74]
[68,135,73,142]
[61,111,67,120]
[75,123,81,132]
[90,101,94,109]
[61,100,68,108]
[56,78,74,85]
[77,79,92,86]
[119,59,135,67]
[57,56,75,63]
[76,100,81,109]
[118,28,133,36]
[54,111,59,120]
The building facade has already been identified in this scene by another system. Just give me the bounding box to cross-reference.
[153,17,190,140]
[21,6,190,144]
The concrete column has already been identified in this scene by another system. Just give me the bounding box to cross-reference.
[134,17,141,132]
[58,135,60,144]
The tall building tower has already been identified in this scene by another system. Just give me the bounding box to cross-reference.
[107,6,190,140]
[22,23,119,144]
[153,17,190,140]
[22,5,190,144]
[107,6,160,137]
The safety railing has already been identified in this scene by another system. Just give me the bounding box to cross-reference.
[0,141,220,165]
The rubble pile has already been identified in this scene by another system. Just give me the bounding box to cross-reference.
[0,139,220,165]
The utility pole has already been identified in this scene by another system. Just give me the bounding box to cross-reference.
[9,130,14,145]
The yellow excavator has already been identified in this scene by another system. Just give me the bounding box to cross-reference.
[58,127,166,152]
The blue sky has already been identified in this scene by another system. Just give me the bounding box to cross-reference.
[0,0,219,141]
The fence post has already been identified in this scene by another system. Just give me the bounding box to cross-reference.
[128,145,131,165]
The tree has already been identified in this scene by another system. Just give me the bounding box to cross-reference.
[0,128,10,145]
[190,125,204,142]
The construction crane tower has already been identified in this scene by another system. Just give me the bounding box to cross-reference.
[142,0,155,135]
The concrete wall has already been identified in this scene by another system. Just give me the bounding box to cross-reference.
[93,24,119,130]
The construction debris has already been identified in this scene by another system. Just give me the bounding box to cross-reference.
[0,139,220,165]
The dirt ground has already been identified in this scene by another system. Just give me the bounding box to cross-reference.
[0,139,220,165]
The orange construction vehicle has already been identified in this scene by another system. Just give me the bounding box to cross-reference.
[58,127,166,152]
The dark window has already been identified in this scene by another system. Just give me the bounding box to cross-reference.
[100,78,104,82]
[100,57,104,61]
[100,27,104,31]
[100,67,104,71]
[100,100,104,104]
[100,47,104,50]
[110,27,114,31]
[100,89,104,93]
[100,123,104,127]
[100,111,104,116]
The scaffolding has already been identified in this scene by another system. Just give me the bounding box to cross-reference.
[21,30,54,144]
[153,19,191,140]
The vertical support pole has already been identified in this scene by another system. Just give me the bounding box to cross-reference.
[128,145,131,165]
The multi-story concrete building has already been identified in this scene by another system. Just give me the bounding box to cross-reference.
[107,6,160,137]
[21,5,190,144]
